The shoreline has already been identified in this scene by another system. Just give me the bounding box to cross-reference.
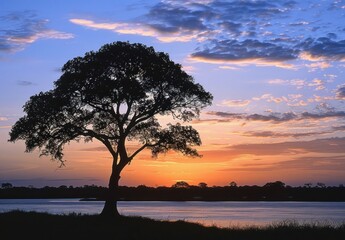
[1,210,344,240]
[1,197,345,202]
[2,185,345,202]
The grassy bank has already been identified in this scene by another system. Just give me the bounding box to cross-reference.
[1,211,344,240]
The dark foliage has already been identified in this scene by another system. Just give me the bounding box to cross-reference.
[1,184,345,201]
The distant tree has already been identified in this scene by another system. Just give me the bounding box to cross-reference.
[198,182,208,188]
[1,182,13,189]
[304,183,313,188]
[8,41,213,217]
[229,181,237,187]
[316,182,326,188]
[172,181,190,188]
[264,181,285,188]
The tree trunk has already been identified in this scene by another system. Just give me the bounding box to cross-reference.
[100,173,121,217]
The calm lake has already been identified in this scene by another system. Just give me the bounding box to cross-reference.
[1,199,344,228]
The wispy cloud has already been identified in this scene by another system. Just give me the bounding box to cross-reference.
[69,18,127,30]
[221,155,345,172]
[336,84,345,100]
[221,99,251,107]
[69,18,206,43]
[204,109,345,124]
[222,93,313,108]
[305,62,331,71]
[308,78,325,91]
[226,137,345,156]
[239,130,333,138]
[333,125,345,131]
[267,78,328,91]
[0,116,10,129]
[17,80,35,86]
[0,11,73,53]
[203,111,297,124]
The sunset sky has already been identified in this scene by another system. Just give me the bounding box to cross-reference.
[1,0,345,188]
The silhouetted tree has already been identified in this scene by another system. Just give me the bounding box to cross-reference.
[264,181,286,188]
[1,183,13,189]
[9,41,213,217]
[198,182,207,188]
[229,181,237,187]
[172,181,190,188]
[316,182,326,188]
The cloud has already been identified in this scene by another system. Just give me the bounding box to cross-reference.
[69,1,345,68]
[0,115,10,129]
[81,146,108,151]
[17,80,35,86]
[204,111,243,118]
[205,109,345,124]
[204,111,298,123]
[289,21,310,27]
[240,130,333,138]
[191,36,345,68]
[218,65,239,70]
[336,84,345,100]
[333,125,345,131]
[301,111,345,119]
[273,155,345,171]
[208,0,295,21]
[308,95,334,104]
[245,112,297,122]
[268,78,328,91]
[268,79,288,85]
[145,2,209,33]
[226,137,345,156]
[143,0,295,38]
[305,62,331,71]
[268,78,299,86]
[298,37,345,61]
[190,39,298,68]
[221,155,345,172]
[222,93,311,108]
[308,78,325,91]
[69,18,205,43]
[252,93,287,104]
[69,18,127,30]
[221,99,251,107]
[0,11,73,53]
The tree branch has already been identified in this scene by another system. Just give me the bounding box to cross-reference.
[128,143,148,160]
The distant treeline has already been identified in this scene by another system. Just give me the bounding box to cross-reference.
[1,181,345,201]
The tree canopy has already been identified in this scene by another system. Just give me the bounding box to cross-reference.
[10,42,212,162]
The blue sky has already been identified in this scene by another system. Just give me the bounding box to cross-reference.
[1,0,345,187]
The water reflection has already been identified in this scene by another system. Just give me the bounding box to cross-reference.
[119,201,345,227]
[1,200,344,228]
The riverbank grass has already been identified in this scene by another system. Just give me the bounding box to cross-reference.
[1,210,344,240]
